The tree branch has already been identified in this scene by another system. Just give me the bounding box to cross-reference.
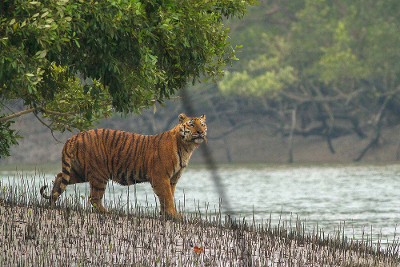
[0,107,37,122]
[354,88,399,162]
[33,113,64,144]
[0,107,76,123]
[41,109,75,116]
[280,87,366,105]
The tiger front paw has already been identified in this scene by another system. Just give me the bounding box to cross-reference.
[161,211,183,221]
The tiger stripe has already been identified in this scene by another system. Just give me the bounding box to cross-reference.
[40,113,207,218]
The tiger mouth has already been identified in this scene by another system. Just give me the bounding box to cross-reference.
[192,135,207,144]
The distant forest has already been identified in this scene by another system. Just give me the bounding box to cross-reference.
[218,0,400,162]
[2,0,400,164]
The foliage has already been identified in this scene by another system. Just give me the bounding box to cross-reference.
[39,65,113,132]
[0,119,21,158]
[222,0,400,98]
[0,0,256,158]
[219,54,298,98]
[218,0,400,159]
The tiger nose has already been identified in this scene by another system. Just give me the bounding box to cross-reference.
[197,130,203,134]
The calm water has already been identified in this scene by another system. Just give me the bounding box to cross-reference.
[1,164,400,245]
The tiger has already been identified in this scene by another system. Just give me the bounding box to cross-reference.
[40,113,207,218]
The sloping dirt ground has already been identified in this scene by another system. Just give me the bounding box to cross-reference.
[0,200,398,266]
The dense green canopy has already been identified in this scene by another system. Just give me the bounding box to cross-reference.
[0,0,256,157]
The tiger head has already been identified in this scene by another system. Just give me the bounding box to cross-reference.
[178,113,207,144]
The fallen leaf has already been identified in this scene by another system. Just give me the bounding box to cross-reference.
[193,246,204,253]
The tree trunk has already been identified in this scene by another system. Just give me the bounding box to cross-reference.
[354,94,392,162]
[288,107,297,164]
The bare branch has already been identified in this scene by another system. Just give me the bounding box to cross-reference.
[280,87,366,105]
[280,91,344,103]
[33,113,64,144]
[354,87,400,162]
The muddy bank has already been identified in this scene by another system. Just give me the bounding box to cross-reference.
[0,198,399,266]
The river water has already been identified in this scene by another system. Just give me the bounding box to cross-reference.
[1,163,399,246]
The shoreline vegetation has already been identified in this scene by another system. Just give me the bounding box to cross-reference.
[1,174,399,266]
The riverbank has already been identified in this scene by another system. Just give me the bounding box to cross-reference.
[3,110,400,165]
[1,198,399,266]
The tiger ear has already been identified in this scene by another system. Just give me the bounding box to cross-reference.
[178,113,187,123]
[200,114,206,121]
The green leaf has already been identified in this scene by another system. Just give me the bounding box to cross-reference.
[36,50,48,59]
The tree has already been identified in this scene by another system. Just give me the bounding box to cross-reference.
[219,0,400,162]
[0,0,257,158]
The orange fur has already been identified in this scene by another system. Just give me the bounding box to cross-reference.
[40,113,207,218]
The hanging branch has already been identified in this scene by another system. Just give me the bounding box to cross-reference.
[33,113,64,144]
